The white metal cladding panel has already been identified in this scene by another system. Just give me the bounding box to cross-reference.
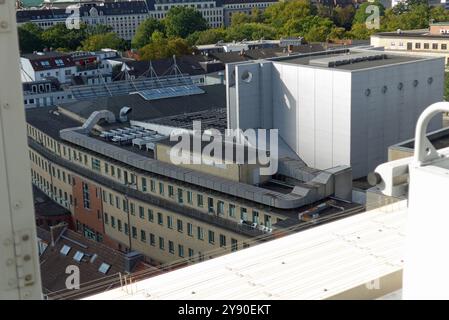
[314,68,334,170]
[297,66,317,167]
[87,201,407,300]
[272,63,299,161]
[331,71,352,168]
[350,58,444,178]
[236,62,263,130]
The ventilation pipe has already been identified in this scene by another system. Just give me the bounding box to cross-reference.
[119,106,132,122]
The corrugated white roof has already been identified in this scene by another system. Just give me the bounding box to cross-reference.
[87,201,407,300]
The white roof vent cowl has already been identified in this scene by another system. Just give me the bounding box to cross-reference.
[119,106,132,122]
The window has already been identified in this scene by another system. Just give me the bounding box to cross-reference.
[124,223,129,235]
[220,234,226,247]
[159,237,164,250]
[168,185,174,198]
[123,199,128,213]
[231,238,238,252]
[91,158,101,171]
[150,233,155,246]
[148,209,154,222]
[187,223,193,236]
[117,219,122,232]
[197,226,204,240]
[197,194,204,207]
[117,168,121,180]
[253,211,259,224]
[264,214,272,228]
[132,226,137,239]
[159,182,164,195]
[178,244,184,257]
[111,216,116,228]
[104,213,109,224]
[208,230,215,244]
[169,241,174,254]
[115,196,120,209]
[415,43,421,49]
[217,201,224,216]
[433,43,439,50]
[98,263,110,274]
[141,177,147,192]
[140,230,146,242]
[188,248,194,258]
[104,163,109,174]
[177,219,183,232]
[208,197,214,213]
[443,44,447,50]
[424,43,429,49]
[157,212,163,225]
[178,188,183,204]
[82,182,90,209]
[240,208,248,221]
[167,216,173,229]
[130,202,135,215]
[187,191,193,204]
[137,206,144,219]
[111,165,115,176]
[150,179,156,192]
[229,204,236,218]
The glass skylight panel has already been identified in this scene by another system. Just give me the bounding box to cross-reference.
[73,251,85,262]
[60,245,71,256]
[98,263,111,274]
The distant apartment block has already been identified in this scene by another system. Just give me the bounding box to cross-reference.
[371,22,449,65]
[16,0,279,40]
[226,49,444,178]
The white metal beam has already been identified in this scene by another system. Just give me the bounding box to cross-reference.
[0,0,42,300]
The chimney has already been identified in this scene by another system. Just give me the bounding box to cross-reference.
[124,251,143,272]
[49,222,68,247]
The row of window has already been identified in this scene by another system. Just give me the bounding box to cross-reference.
[28,126,276,228]
[105,212,240,256]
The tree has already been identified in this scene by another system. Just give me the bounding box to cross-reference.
[430,6,449,23]
[82,32,127,51]
[352,0,385,25]
[41,22,88,51]
[333,5,356,30]
[226,23,277,41]
[132,18,165,49]
[264,0,313,31]
[18,22,44,53]
[231,12,251,26]
[347,22,376,40]
[187,28,227,45]
[139,32,191,60]
[86,24,113,36]
[164,7,208,39]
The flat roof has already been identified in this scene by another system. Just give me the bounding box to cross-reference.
[374,31,449,40]
[276,51,426,70]
[86,200,406,300]
[60,84,226,122]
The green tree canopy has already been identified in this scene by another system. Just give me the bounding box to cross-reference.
[164,7,208,38]
[82,32,127,51]
[132,18,165,49]
[18,22,44,53]
[226,23,277,41]
[41,22,88,51]
[139,32,191,60]
[333,5,356,30]
[86,24,113,36]
[187,28,227,45]
[352,0,385,25]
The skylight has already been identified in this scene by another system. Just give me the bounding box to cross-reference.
[98,263,111,274]
[60,245,71,256]
[73,251,85,262]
